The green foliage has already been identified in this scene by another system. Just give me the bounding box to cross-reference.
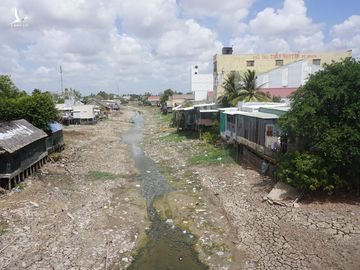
[201,120,220,144]
[217,71,240,107]
[271,95,282,102]
[64,88,82,99]
[87,170,118,180]
[0,220,9,236]
[0,75,26,99]
[0,84,59,131]
[160,88,174,104]
[278,59,360,192]
[189,146,236,165]
[50,152,62,162]
[161,131,198,142]
[96,90,115,100]
[276,151,344,193]
[217,70,270,107]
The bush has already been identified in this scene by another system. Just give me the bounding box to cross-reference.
[276,151,345,193]
[202,131,219,144]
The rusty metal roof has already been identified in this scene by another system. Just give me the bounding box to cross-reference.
[0,119,48,154]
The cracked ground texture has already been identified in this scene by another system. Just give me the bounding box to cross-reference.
[141,106,360,270]
[0,109,148,270]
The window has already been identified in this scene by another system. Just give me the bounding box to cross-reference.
[275,59,284,66]
[246,60,255,67]
[266,126,273,137]
[313,59,321,65]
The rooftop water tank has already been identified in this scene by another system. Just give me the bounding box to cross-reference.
[222,47,233,55]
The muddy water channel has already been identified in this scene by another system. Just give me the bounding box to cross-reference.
[123,112,208,270]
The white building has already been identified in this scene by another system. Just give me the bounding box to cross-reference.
[257,60,322,98]
[191,65,213,101]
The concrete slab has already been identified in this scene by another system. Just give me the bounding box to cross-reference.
[267,181,301,203]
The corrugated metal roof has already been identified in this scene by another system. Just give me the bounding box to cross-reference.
[258,106,290,116]
[0,119,48,154]
[218,107,238,111]
[228,111,279,119]
[193,103,216,107]
[48,121,64,133]
[199,109,218,113]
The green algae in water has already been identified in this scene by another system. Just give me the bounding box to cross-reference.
[124,112,208,270]
[128,215,208,270]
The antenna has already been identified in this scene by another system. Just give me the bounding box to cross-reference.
[60,65,64,94]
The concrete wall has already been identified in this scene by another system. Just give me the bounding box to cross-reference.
[214,50,352,98]
[257,60,322,88]
[191,66,213,101]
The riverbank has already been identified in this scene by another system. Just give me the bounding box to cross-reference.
[140,106,360,270]
[0,108,148,270]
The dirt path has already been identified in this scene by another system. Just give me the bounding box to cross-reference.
[140,106,360,270]
[0,108,148,270]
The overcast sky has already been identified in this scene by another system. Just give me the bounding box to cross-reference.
[0,0,359,95]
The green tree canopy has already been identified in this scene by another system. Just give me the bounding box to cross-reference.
[0,76,59,131]
[277,58,360,192]
[217,70,270,107]
[160,88,174,104]
[0,75,26,99]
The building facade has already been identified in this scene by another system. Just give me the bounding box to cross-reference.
[257,59,322,98]
[191,65,213,101]
[213,50,352,99]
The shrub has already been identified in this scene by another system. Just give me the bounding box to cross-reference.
[276,151,345,193]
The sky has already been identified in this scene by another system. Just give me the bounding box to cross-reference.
[0,0,359,95]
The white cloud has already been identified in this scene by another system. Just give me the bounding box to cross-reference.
[249,0,319,37]
[329,15,360,57]
[179,0,254,36]
[0,0,358,94]
[231,0,325,54]
[179,0,254,18]
[116,0,178,39]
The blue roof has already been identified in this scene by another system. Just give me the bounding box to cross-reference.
[48,122,63,133]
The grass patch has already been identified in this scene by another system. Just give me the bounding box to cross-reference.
[50,152,62,162]
[161,131,198,142]
[0,221,9,235]
[87,170,118,180]
[189,146,236,166]
[203,242,229,255]
[155,110,173,126]
[15,183,26,190]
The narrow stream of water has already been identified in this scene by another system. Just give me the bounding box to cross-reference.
[122,111,208,270]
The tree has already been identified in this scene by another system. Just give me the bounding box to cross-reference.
[235,70,270,103]
[0,75,26,99]
[160,88,174,104]
[217,70,270,107]
[64,88,82,100]
[0,77,59,131]
[217,71,241,107]
[277,58,360,193]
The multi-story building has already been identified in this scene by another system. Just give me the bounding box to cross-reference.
[213,48,352,99]
[191,65,213,101]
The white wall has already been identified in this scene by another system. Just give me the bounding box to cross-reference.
[191,66,213,101]
[257,60,322,88]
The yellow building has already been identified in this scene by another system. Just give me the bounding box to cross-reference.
[214,49,352,99]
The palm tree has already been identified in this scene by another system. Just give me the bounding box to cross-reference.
[217,71,241,107]
[217,70,270,107]
[233,70,270,104]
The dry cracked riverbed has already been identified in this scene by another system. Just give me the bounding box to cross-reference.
[1,105,360,270]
